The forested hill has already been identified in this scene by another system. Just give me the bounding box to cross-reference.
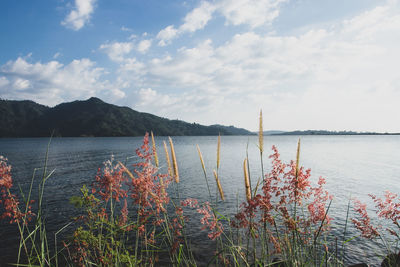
[0,97,254,137]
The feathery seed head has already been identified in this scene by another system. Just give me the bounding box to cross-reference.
[217,134,221,169]
[295,138,301,178]
[163,141,173,178]
[168,137,179,183]
[197,145,206,174]
[151,131,159,167]
[243,159,251,202]
[213,169,225,201]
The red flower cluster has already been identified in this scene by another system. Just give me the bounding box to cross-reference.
[92,157,127,202]
[0,156,34,224]
[197,202,224,240]
[351,199,380,239]
[232,146,332,247]
[353,191,400,239]
[127,133,171,221]
[371,191,400,227]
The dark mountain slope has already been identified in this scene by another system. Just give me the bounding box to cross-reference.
[0,97,254,137]
[0,99,49,137]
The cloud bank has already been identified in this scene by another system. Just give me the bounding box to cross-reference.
[2,0,400,132]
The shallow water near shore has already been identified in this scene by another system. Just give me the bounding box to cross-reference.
[1,135,399,266]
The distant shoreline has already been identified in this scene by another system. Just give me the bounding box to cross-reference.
[269,133,400,136]
[263,130,400,136]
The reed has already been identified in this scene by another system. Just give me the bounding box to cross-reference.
[197,144,206,174]
[217,134,221,170]
[151,131,159,167]
[3,117,398,267]
[243,158,251,202]
[295,138,301,178]
[169,137,179,183]
[163,140,173,178]
[258,110,263,154]
[213,169,225,201]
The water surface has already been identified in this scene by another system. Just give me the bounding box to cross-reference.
[0,135,399,265]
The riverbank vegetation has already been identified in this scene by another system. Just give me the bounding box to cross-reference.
[1,112,399,266]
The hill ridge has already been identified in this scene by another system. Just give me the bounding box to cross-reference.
[0,98,254,137]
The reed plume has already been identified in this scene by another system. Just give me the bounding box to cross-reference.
[217,134,221,170]
[197,144,212,199]
[243,159,251,202]
[151,131,159,167]
[197,145,206,174]
[259,110,263,154]
[150,133,166,195]
[295,138,301,178]
[119,161,134,179]
[213,169,225,201]
[168,137,179,183]
[163,141,173,178]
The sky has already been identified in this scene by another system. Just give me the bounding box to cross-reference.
[1,0,399,132]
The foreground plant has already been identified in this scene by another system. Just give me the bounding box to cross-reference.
[229,141,334,266]
[3,116,399,266]
[0,156,33,224]
[352,191,400,265]
[66,133,195,266]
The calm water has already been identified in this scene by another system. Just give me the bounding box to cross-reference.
[0,135,399,265]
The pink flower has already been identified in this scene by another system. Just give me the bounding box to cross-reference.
[118,199,129,228]
[352,198,379,239]
[197,202,223,240]
[92,158,127,202]
[369,191,400,237]
[181,198,198,208]
[0,156,34,224]
[232,145,333,240]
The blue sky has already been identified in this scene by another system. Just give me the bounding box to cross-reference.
[1,0,399,132]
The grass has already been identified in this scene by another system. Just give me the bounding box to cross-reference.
[0,114,400,266]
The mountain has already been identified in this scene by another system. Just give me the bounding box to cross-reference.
[0,97,254,137]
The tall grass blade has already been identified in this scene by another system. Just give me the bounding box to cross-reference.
[243,159,251,202]
[213,169,225,201]
[151,131,159,167]
[163,141,173,178]
[168,137,179,183]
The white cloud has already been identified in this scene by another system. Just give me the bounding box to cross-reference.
[180,1,217,33]
[157,25,178,46]
[99,42,133,62]
[13,78,31,90]
[126,1,400,132]
[99,39,152,61]
[62,0,97,31]
[218,0,286,28]
[0,77,10,88]
[137,88,178,107]
[0,57,123,106]
[156,1,216,45]
[156,0,286,46]
[137,39,152,54]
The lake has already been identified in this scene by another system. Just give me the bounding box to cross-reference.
[1,135,399,265]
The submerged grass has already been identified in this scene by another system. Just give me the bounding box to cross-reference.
[0,113,400,266]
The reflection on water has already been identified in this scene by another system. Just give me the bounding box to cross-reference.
[0,135,399,265]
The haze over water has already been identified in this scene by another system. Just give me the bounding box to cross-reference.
[0,135,399,265]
